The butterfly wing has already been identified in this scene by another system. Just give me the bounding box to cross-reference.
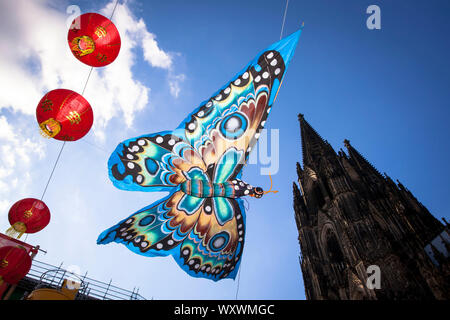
[178,29,302,182]
[97,187,246,281]
[97,189,206,257]
[108,129,206,192]
[175,197,246,280]
[100,30,302,281]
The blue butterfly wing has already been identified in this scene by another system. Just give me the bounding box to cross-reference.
[97,187,246,281]
[177,29,302,182]
[174,197,246,281]
[108,129,207,192]
[100,30,301,281]
[97,189,205,257]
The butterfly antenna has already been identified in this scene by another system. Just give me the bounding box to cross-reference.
[263,173,279,195]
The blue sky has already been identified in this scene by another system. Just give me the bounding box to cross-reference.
[0,0,449,300]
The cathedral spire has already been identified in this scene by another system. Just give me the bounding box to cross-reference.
[293,114,448,300]
[296,161,303,179]
[343,139,384,181]
[293,182,308,228]
[298,114,334,167]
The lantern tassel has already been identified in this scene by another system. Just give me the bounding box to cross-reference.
[5,222,26,239]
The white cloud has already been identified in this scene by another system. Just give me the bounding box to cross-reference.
[0,116,15,141]
[0,0,184,137]
[168,73,186,98]
[0,115,44,217]
[100,1,173,70]
[141,32,173,69]
[0,0,185,215]
[0,200,9,217]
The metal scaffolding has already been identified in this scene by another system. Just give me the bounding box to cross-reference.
[17,259,146,300]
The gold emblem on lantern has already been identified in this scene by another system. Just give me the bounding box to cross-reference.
[66,111,81,124]
[24,209,33,219]
[41,99,53,112]
[39,118,61,138]
[95,26,107,38]
[60,135,75,141]
[96,53,108,63]
[0,259,8,268]
[71,36,95,57]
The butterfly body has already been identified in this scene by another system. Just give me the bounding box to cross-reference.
[98,29,302,281]
[180,179,256,199]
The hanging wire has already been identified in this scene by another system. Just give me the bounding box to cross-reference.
[235,263,242,299]
[81,67,94,96]
[81,138,109,154]
[280,0,289,40]
[109,0,120,20]
[30,0,122,242]
[24,3,122,246]
[38,32,95,203]
[40,142,67,201]
[234,0,290,300]
[77,0,120,153]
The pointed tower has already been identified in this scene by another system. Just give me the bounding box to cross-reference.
[293,115,450,300]
[298,113,335,168]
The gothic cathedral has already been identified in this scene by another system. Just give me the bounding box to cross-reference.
[293,114,449,300]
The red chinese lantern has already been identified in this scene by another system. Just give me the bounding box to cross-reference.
[36,89,93,141]
[0,246,32,285]
[68,12,121,67]
[6,198,51,239]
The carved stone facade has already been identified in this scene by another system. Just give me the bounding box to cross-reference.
[293,114,450,300]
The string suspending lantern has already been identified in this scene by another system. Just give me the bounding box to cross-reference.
[2,10,121,288]
[6,198,51,239]
[36,89,93,141]
[68,12,121,67]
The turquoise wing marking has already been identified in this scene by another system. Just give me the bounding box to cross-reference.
[97,189,246,281]
[108,130,206,192]
[100,29,302,282]
[97,189,203,257]
[176,29,302,183]
[213,148,244,183]
[173,197,246,281]
[213,197,234,225]
[177,193,204,215]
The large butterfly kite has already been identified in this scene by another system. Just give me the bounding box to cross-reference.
[97,29,302,281]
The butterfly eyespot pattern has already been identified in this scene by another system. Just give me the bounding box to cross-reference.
[98,30,302,281]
